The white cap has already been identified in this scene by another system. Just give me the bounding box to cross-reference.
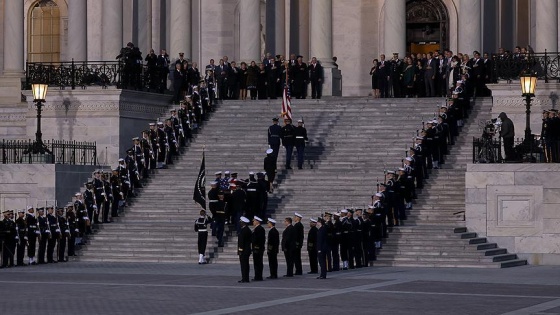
[375,192,383,198]
[368,204,375,209]
[240,216,250,223]
[118,158,124,162]
[249,172,255,176]
[297,119,303,123]
[310,218,317,223]
[398,167,406,171]
[214,171,222,175]
[405,157,413,162]
[27,206,33,211]
[267,218,276,224]
[294,212,303,218]
[75,192,82,197]
[225,171,230,175]
[253,216,262,222]
[340,209,348,214]
[266,148,273,154]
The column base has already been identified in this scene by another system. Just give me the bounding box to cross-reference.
[0,74,25,105]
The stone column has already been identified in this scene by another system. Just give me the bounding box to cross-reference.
[298,0,309,59]
[137,0,151,55]
[169,0,191,59]
[102,0,123,60]
[535,0,558,52]
[275,0,286,56]
[458,0,481,53]
[239,0,261,62]
[310,0,337,96]
[152,0,161,51]
[3,0,24,74]
[383,0,406,56]
[68,0,88,61]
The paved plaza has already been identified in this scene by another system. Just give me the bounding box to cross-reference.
[0,262,559,314]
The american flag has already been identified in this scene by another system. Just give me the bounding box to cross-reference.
[281,85,292,121]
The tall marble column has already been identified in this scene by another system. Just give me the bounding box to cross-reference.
[102,0,123,60]
[383,0,406,56]
[535,0,558,52]
[137,0,151,55]
[169,0,191,59]
[309,0,332,64]
[275,0,286,56]
[298,0,309,59]
[68,0,88,61]
[152,0,161,51]
[458,0,481,53]
[239,0,261,62]
[3,0,24,74]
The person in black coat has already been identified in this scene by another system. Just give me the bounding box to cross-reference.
[307,219,318,274]
[172,63,184,104]
[264,149,277,192]
[309,57,324,99]
[293,213,304,275]
[378,54,390,98]
[237,216,252,283]
[499,112,515,161]
[316,218,329,279]
[251,216,266,281]
[281,217,296,277]
[268,117,282,161]
[294,120,308,169]
[266,218,279,279]
[292,55,308,99]
[281,119,296,169]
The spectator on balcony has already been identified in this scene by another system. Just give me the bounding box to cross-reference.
[145,49,158,91]
[247,61,259,100]
[156,49,170,94]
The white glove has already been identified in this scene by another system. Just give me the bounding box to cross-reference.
[74,228,79,233]
[15,236,19,240]
[24,236,28,241]
[93,205,97,209]
[35,230,40,235]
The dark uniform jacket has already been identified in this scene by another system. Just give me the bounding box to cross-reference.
[238,225,252,256]
[252,224,266,254]
[267,227,279,254]
[281,224,296,252]
[294,126,308,147]
[268,124,282,147]
[281,124,296,147]
[307,226,317,252]
[294,221,304,250]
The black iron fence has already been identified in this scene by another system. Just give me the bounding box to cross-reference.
[473,137,545,163]
[24,60,156,90]
[1,139,97,165]
[492,51,560,82]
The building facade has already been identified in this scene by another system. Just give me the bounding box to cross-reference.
[0,0,559,97]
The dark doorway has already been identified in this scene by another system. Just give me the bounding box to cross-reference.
[406,0,449,55]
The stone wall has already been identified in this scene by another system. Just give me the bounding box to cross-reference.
[466,164,560,265]
[0,164,96,211]
[23,88,172,166]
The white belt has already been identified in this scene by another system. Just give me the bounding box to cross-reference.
[247,189,257,192]
[296,136,304,139]
[198,229,208,232]
[209,200,218,203]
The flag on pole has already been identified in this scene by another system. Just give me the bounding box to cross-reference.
[281,85,292,121]
[193,150,206,210]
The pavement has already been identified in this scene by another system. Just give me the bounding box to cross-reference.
[1,262,559,315]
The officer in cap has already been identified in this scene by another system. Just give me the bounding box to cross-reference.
[268,117,282,161]
[293,212,304,275]
[15,209,27,266]
[307,218,318,274]
[195,209,212,264]
[266,218,279,279]
[316,217,328,279]
[37,207,49,264]
[26,206,39,265]
[237,216,252,283]
[264,149,277,192]
[251,216,266,281]
[281,118,296,169]
[294,119,308,169]
[1,210,16,268]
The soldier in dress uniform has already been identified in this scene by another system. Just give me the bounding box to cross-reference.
[245,172,261,219]
[164,119,177,164]
[15,209,27,266]
[91,172,103,224]
[331,211,342,271]
[156,121,168,169]
[148,123,158,169]
[37,208,49,264]
[230,183,246,235]
[132,137,145,179]
[384,171,397,228]
[26,206,39,265]
[322,212,333,271]
[266,218,279,279]
[74,193,88,245]
[316,217,328,279]
[194,209,212,264]
[339,209,352,270]
[307,218,318,274]
[57,207,68,262]
[257,172,269,218]
[353,209,364,268]
[251,216,266,281]
[66,205,77,258]
[281,118,296,169]
[281,217,296,277]
[46,206,60,263]
[264,149,277,192]
[294,119,308,170]
[268,117,282,161]
[208,181,220,237]
[237,216,252,283]
[293,212,304,275]
[1,210,16,268]
[213,191,227,247]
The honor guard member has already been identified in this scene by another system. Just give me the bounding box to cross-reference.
[293,212,304,275]
[15,209,27,266]
[46,206,60,263]
[1,210,16,268]
[125,150,141,194]
[237,216,252,283]
[257,172,269,217]
[331,211,342,271]
[316,217,328,279]
[110,169,122,218]
[251,216,266,281]
[230,183,246,234]
[268,117,282,161]
[208,181,220,236]
[194,209,212,264]
[57,207,68,262]
[281,217,296,277]
[345,209,356,269]
[281,118,296,169]
[37,207,49,264]
[156,121,168,168]
[322,212,334,271]
[178,102,192,141]
[339,209,352,270]
[352,209,364,268]
[294,119,308,169]
[164,119,178,163]
[148,123,158,169]
[307,218,318,274]
[221,171,231,191]
[92,171,103,223]
[542,110,552,162]
[169,109,183,146]
[213,191,228,247]
[74,192,89,244]
[141,131,153,178]
[264,149,277,192]
[26,206,39,265]
[132,137,145,179]
[384,171,397,228]
[66,205,78,257]
[245,172,261,219]
[266,218,279,279]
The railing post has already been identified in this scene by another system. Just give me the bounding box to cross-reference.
[71,59,76,90]
[544,50,549,83]
[93,142,97,165]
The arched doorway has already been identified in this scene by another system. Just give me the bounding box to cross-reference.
[27,0,61,63]
[406,0,449,55]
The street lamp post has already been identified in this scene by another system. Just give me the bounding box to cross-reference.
[30,83,52,154]
[520,73,537,142]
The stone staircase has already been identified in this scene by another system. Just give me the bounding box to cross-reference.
[78,97,526,268]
